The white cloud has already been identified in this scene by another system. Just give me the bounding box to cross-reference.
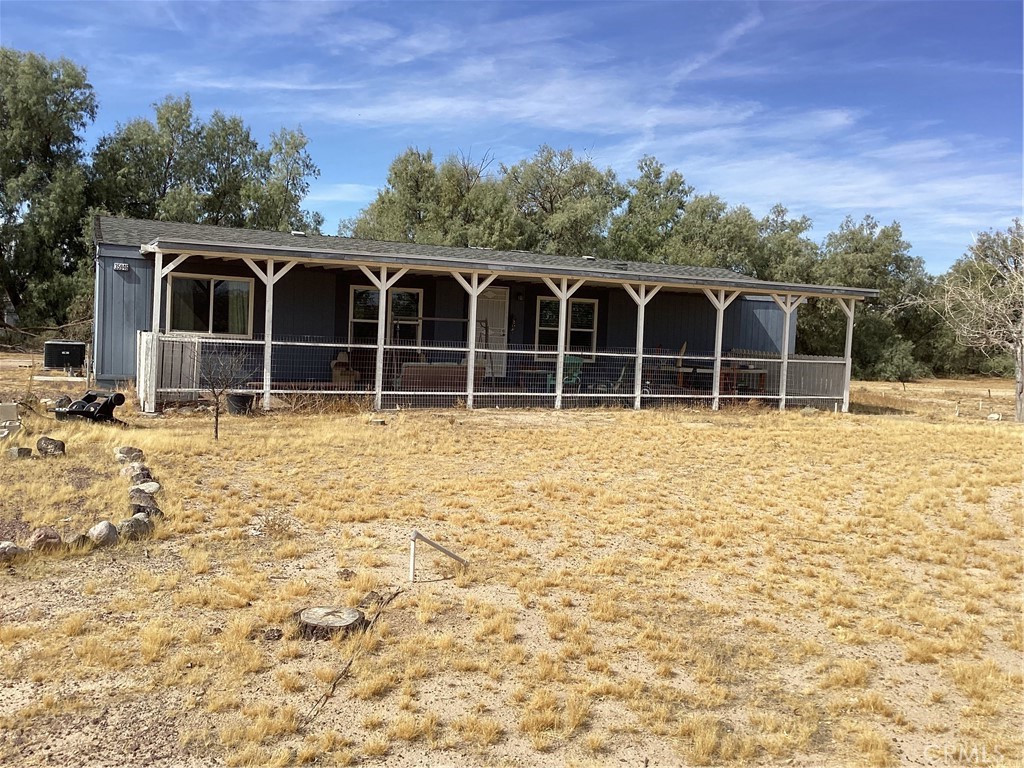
[670,9,764,83]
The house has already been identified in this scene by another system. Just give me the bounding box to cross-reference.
[90,215,877,413]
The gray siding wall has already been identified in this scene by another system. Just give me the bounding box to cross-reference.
[94,245,154,386]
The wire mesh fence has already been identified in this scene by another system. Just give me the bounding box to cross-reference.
[142,333,847,412]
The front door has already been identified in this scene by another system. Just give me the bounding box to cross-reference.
[476,287,508,379]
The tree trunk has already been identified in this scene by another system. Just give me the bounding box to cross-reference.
[297,607,365,639]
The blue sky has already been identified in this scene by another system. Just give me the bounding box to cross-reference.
[2,0,1020,274]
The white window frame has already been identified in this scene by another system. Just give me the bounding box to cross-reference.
[165,272,255,338]
[535,296,598,362]
[349,286,423,346]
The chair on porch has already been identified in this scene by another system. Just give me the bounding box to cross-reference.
[330,351,360,388]
[588,364,630,394]
[547,355,584,393]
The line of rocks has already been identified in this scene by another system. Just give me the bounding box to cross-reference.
[0,445,165,563]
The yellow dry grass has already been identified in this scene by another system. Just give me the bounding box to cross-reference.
[0,358,1021,766]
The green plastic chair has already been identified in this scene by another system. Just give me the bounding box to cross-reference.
[547,355,584,393]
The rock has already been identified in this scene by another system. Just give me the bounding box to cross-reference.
[115,446,145,464]
[128,488,159,507]
[25,527,62,552]
[54,395,72,409]
[6,447,31,459]
[120,462,148,477]
[36,436,66,457]
[987,413,1002,421]
[129,503,163,519]
[357,591,383,610]
[130,481,161,495]
[263,628,283,641]
[87,521,119,547]
[0,541,30,562]
[117,515,153,541]
[64,534,93,551]
[130,470,154,485]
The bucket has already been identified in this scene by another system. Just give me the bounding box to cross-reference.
[226,394,255,415]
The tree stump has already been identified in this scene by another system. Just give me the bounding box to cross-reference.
[296,607,365,639]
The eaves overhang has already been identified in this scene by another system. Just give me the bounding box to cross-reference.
[139,237,880,301]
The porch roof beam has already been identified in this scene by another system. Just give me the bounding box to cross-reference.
[142,244,876,301]
[159,253,191,279]
[142,239,878,300]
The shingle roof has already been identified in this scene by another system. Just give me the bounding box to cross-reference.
[93,215,877,298]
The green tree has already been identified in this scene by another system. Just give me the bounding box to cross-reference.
[756,204,819,284]
[244,127,323,232]
[0,48,96,329]
[799,215,930,377]
[501,145,623,257]
[607,156,692,263]
[350,147,440,243]
[92,95,322,232]
[662,194,762,274]
[91,95,202,221]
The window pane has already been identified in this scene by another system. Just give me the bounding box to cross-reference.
[351,320,378,343]
[391,291,419,319]
[570,301,595,330]
[537,329,559,349]
[569,330,594,350]
[392,322,418,343]
[170,278,209,332]
[212,280,250,335]
[352,289,379,320]
[538,298,559,329]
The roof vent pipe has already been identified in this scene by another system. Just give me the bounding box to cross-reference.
[582,254,596,261]
[290,230,307,237]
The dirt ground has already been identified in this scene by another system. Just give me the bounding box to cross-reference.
[0,356,1021,767]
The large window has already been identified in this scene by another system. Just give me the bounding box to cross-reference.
[535,297,597,360]
[350,287,422,345]
[168,274,253,336]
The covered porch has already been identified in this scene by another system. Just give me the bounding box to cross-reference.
[134,247,867,413]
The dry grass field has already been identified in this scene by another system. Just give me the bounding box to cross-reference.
[0,354,1021,767]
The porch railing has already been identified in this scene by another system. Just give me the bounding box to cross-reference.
[136,333,847,413]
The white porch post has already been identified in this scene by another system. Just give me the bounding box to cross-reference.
[263,260,275,408]
[148,249,164,416]
[145,249,190,413]
[771,294,805,411]
[623,283,661,410]
[452,271,498,409]
[151,249,163,336]
[836,297,856,413]
[541,277,584,409]
[359,265,408,410]
[702,288,740,410]
[244,258,298,410]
